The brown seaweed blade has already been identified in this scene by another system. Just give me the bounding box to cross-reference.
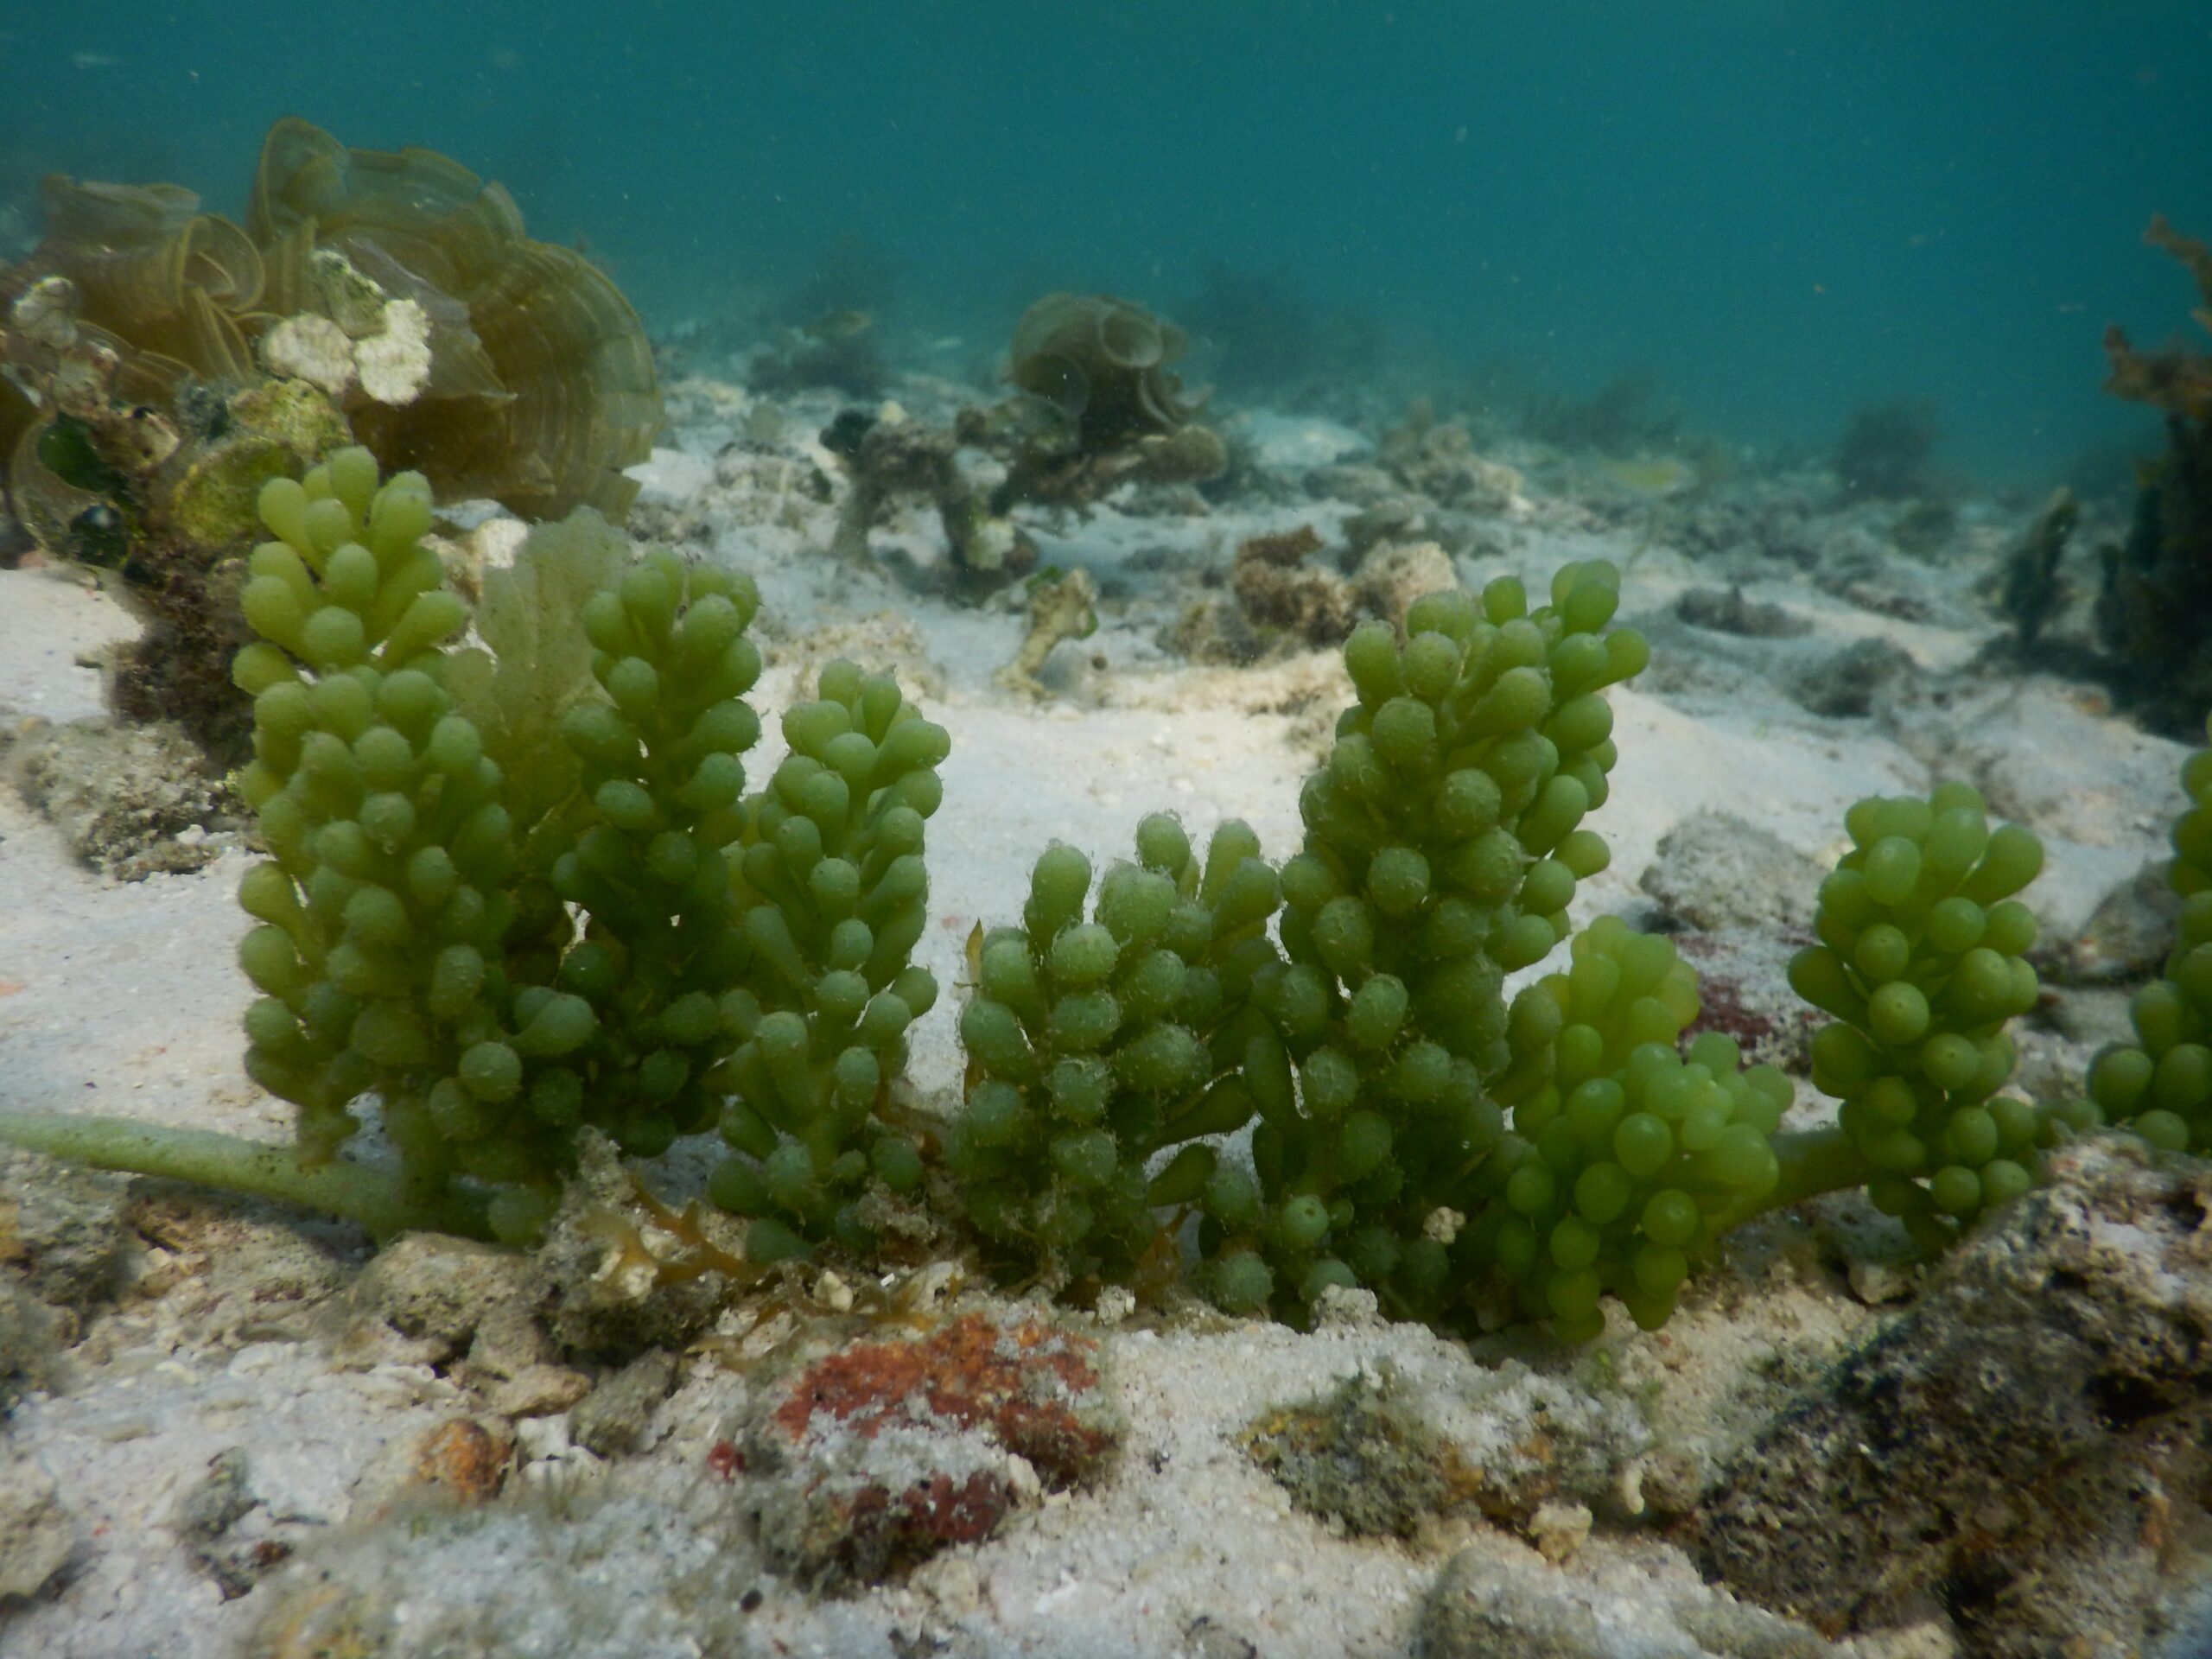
[2105,216,2212,423]
[246,118,658,519]
[24,177,262,379]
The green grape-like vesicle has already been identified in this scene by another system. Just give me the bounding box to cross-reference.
[543,547,766,1159]
[1473,918,1789,1340]
[947,815,1281,1281]
[706,659,950,1257]
[22,509,2133,1343]
[234,448,578,1239]
[1223,562,1650,1325]
[2088,713,2212,1153]
[1787,782,2069,1251]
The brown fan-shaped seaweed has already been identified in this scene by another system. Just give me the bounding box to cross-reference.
[0,119,661,757]
[2,118,658,528]
[246,118,659,519]
[27,177,264,383]
[1007,292,1205,449]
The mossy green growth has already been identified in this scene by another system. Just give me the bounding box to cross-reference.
[947,814,1282,1281]
[1788,782,2074,1251]
[2088,713,2212,1152]
[707,662,950,1261]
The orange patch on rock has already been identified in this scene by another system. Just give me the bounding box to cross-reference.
[772,1312,1112,1486]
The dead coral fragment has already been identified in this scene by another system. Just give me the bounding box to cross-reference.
[1376,401,1523,513]
[1175,526,1453,666]
[821,406,1033,590]
[1231,524,1357,645]
[1700,1136,2212,1651]
[1,716,242,879]
[1243,1367,1471,1539]
[996,565,1099,696]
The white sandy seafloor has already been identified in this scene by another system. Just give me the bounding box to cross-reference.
[0,370,2202,1659]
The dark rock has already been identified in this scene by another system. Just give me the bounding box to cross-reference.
[1674,587,1811,639]
[1700,1135,2212,1656]
[1790,638,1916,719]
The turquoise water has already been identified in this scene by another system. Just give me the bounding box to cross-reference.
[3,1,2207,479]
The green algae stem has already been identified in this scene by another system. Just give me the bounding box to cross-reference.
[0,1111,492,1239]
[1704,1127,1877,1236]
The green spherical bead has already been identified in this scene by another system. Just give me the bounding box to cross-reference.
[1372,696,1439,770]
[710,1156,773,1216]
[1979,1157,2033,1208]
[2133,1109,2190,1151]
[1853,924,1911,984]
[1050,989,1122,1052]
[1401,631,1461,702]
[1867,981,1931,1048]
[1549,1215,1601,1272]
[1944,1105,2000,1166]
[1641,1187,1700,1249]
[1345,975,1409,1052]
[1206,1251,1274,1315]
[458,1041,523,1103]
[1336,1110,1393,1182]
[1929,1164,1982,1217]
[1050,923,1120,988]
[1925,896,1986,957]
[1277,1194,1332,1249]
[1205,1164,1262,1230]
[1366,847,1431,917]
[1135,813,1192,876]
[1573,1160,1636,1226]
[1116,1023,1205,1094]
[1052,1128,1119,1190]
[1921,1033,1983,1093]
[1614,1112,1673,1179]
[1048,1056,1115,1122]
[1300,1047,1359,1118]
[1506,1161,1557,1218]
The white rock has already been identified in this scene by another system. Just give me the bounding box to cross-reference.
[0,1459,73,1600]
[356,298,433,405]
[625,446,715,507]
[1235,411,1370,471]
[259,314,356,396]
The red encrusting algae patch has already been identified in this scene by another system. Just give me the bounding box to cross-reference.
[746,1311,1122,1590]
[842,1471,1008,1549]
[770,1311,1113,1486]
